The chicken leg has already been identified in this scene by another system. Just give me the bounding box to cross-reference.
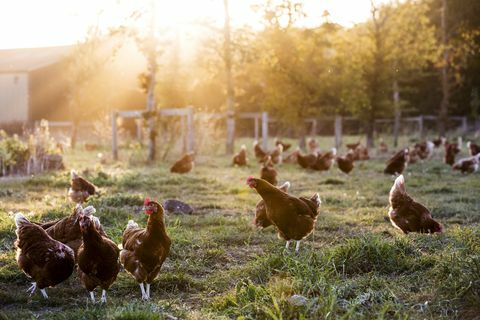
[40,288,48,299]
[140,283,148,300]
[295,241,301,253]
[26,282,36,296]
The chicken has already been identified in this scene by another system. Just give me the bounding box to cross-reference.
[14,213,75,299]
[283,151,298,164]
[467,141,480,156]
[170,152,194,173]
[384,148,409,175]
[270,144,283,165]
[232,145,248,166]
[247,177,321,253]
[378,139,388,154]
[444,143,460,166]
[414,141,434,160]
[77,212,120,303]
[68,170,96,204]
[408,147,420,164]
[312,148,336,171]
[388,175,443,234]
[253,140,268,161]
[432,137,446,148]
[275,138,291,152]
[43,205,104,258]
[352,145,370,161]
[346,142,361,150]
[260,156,278,186]
[254,181,290,229]
[120,198,171,300]
[452,154,480,174]
[308,138,319,153]
[336,151,355,174]
[296,148,317,169]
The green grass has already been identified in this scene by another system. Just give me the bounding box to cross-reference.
[0,136,479,319]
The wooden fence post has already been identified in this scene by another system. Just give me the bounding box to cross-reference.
[311,119,317,136]
[418,115,424,139]
[112,111,118,161]
[186,107,194,152]
[135,119,143,142]
[262,112,268,150]
[461,116,467,133]
[254,117,259,140]
[335,115,342,149]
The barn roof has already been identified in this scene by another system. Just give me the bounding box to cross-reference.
[0,45,73,73]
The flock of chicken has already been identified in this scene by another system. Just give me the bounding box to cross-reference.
[13,172,170,302]
[11,137,479,303]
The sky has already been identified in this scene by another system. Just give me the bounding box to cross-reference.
[0,0,390,50]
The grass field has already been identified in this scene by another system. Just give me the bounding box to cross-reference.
[0,137,479,320]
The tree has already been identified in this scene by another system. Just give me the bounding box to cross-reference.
[65,25,119,149]
[224,0,235,154]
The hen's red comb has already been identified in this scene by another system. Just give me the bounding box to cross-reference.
[246,176,255,184]
[144,197,151,205]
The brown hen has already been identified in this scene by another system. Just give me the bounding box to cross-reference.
[120,198,171,300]
[247,177,321,253]
[388,175,443,234]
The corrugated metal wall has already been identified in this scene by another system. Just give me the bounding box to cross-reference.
[0,73,29,123]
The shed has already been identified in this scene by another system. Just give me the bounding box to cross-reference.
[0,45,72,124]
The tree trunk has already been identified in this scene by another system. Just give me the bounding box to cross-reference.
[393,79,401,147]
[438,0,449,136]
[366,117,375,148]
[224,0,235,154]
[147,1,157,162]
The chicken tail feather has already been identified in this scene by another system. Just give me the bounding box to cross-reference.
[14,212,29,228]
[389,175,407,208]
[311,193,321,208]
[82,206,96,216]
[279,181,290,192]
[127,220,138,229]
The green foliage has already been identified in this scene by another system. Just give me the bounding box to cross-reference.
[0,131,29,168]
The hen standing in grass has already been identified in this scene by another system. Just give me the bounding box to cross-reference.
[253,140,268,161]
[260,156,278,185]
[120,198,171,300]
[384,149,409,175]
[254,181,290,229]
[247,177,321,253]
[232,145,248,166]
[69,170,96,204]
[444,143,460,166]
[467,141,480,156]
[296,148,317,169]
[170,152,195,173]
[14,213,75,299]
[452,154,480,174]
[270,144,284,165]
[275,138,291,152]
[77,212,120,303]
[388,175,443,234]
[336,151,355,174]
[312,148,336,171]
[42,205,104,258]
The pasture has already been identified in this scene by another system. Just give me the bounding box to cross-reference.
[0,137,479,320]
